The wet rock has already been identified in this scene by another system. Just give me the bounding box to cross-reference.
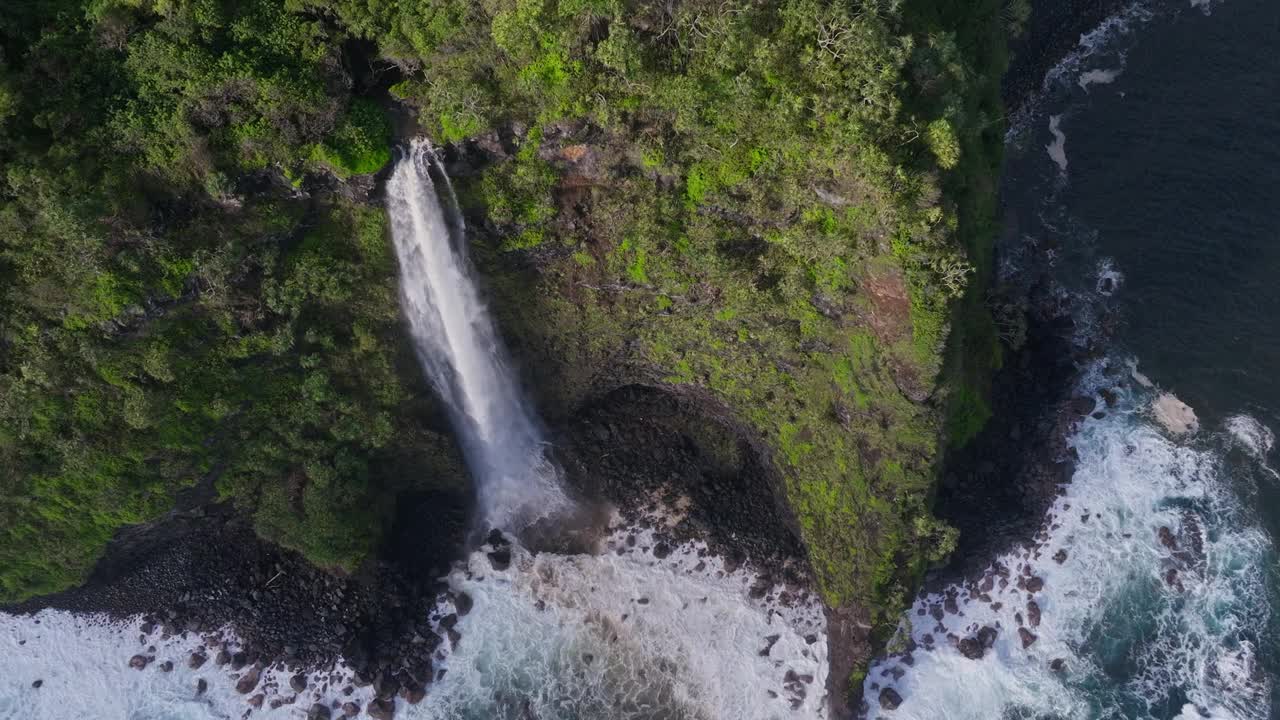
[977,626,998,649]
[943,595,959,615]
[196,679,208,696]
[230,651,249,670]
[342,702,361,718]
[31,680,43,689]
[375,674,401,701]
[1025,576,1044,593]
[399,679,426,704]
[215,649,230,666]
[454,591,473,617]
[1027,600,1041,628]
[760,634,782,656]
[1069,396,1095,416]
[1158,526,1178,550]
[1052,549,1068,564]
[1018,628,1038,648]
[879,687,903,710]
[368,698,396,720]
[159,660,174,672]
[129,655,150,670]
[235,666,261,694]
[249,694,265,709]
[958,637,984,660]
[1050,658,1066,672]
[188,653,207,669]
[307,703,332,720]
[486,545,512,571]
[290,674,308,693]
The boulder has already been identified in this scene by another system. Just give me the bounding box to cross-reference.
[1049,658,1066,672]
[307,703,332,720]
[455,591,473,617]
[235,667,261,694]
[368,698,396,720]
[375,673,400,701]
[399,680,426,705]
[196,679,208,696]
[878,687,903,711]
[188,653,207,669]
[1052,549,1068,564]
[1027,601,1041,628]
[486,547,511,571]
[977,626,998,649]
[249,694,265,709]
[128,655,150,670]
[958,637,984,660]
[1025,576,1044,593]
[1018,628,1037,648]
[31,680,43,689]
[342,702,361,718]
[215,649,231,666]
[290,674,308,693]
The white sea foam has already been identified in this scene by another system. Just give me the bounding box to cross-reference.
[1096,257,1124,296]
[1046,115,1069,172]
[1191,0,1221,15]
[422,522,827,720]
[1008,3,1154,142]
[0,613,376,719]
[0,519,827,720]
[1128,357,1156,388]
[863,388,1272,720]
[1079,67,1124,91]
[1226,414,1275,458]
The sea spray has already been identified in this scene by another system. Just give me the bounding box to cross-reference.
[424,520,829,720]
[862,387,1273,719]
[386,139,570,534]
[0,521,831,720]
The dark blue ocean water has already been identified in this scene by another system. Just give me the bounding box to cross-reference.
[1008,0,1280,714]
[863,2,1280,717]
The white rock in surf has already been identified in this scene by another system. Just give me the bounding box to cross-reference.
[1152,392,1199,435]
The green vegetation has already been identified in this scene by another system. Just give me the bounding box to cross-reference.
[0,0,462,601]
[0,1,1011,678]
[366,0,1009,619]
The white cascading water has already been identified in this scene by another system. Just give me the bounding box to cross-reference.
[0,138,831,720]
[385,139,570,533]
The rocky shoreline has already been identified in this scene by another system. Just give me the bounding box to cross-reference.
[2,381,812,718]
[2,4,1144,719]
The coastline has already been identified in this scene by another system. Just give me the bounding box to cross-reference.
[3,2,1141,718]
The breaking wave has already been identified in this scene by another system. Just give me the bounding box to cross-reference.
[863,380,1274,720]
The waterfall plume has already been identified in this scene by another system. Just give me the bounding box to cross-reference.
[385,138,570,534]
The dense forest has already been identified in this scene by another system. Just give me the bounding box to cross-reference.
[0,0,1015,684]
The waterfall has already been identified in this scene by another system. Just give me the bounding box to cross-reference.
[386,138,570,534]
